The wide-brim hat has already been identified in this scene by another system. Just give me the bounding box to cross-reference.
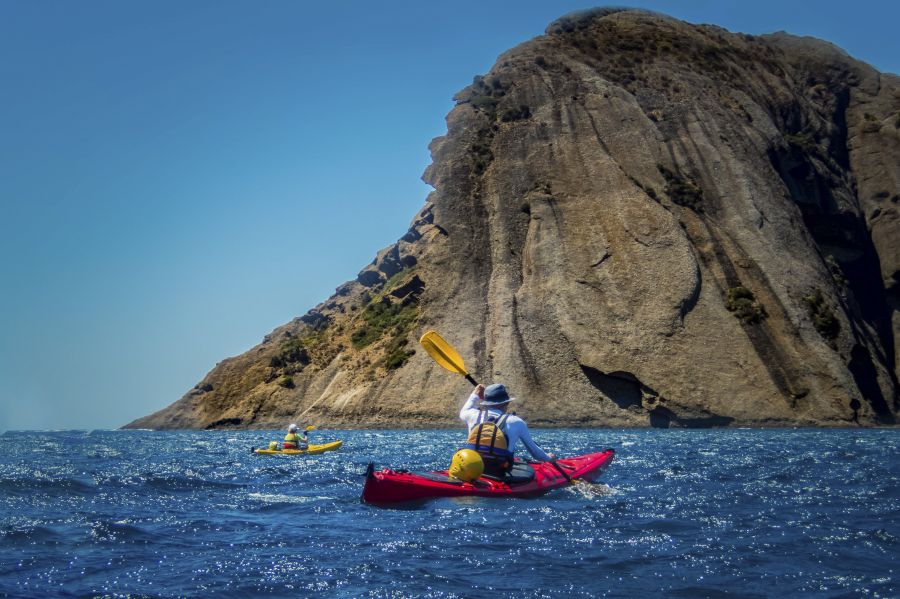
[480,383,517,406]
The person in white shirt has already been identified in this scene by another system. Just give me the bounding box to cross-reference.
[459,382,554,475]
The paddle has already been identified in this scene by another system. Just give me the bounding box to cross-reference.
[418,330,582,486]
[549,459,576,484]
[419,331,479,386]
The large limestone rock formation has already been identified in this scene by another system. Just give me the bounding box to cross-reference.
[127,8,899,429]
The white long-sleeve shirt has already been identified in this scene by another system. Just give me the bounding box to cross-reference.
[459,392,552,462]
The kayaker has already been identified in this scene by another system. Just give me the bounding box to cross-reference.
[459,383,554,475]
[283,423,309,450]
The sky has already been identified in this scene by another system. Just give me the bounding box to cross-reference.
[1,0,898,431]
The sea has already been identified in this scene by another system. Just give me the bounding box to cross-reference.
[0,429,897,598]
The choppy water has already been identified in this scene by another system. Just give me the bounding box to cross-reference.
[0,429,897,597]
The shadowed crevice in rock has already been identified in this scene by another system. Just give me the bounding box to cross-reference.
[389,275,425,304]
[402,203,448,241]
[511,296,541,387]
[848,344,892,421]
[357,269,383,287]
[648,406,735,428]
[677,263,702,324]
[648,407,674,428]
[591,250,611,268]
[888,285,900,411]
[580,365,657,409]
[205,418,242,430]
[841,237,897,372]
[769,137,897,398]
[682,214,810,404]
[300,310,330,330]
[357,244,419,288]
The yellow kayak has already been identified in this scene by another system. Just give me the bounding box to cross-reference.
[252,440,343,455]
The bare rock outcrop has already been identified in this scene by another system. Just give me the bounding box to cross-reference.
[127,8,899,429]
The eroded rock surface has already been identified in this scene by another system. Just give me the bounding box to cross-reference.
[127,9,899,429]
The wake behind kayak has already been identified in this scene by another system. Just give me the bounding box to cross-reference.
[361,448,614,505]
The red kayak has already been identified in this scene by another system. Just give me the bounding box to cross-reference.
[361,449,615,505]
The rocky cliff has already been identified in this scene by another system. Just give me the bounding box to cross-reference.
[127,8,900,429]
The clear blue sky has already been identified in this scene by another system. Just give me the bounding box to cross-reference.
[1,0,897,431]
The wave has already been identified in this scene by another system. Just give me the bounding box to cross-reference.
[85,446,122,459]
[141,475,247,492]
[0,525,62,546]
[0,477,97,496]
[567,482,617,499]
[88,520,157,544]
[247,492,333,505]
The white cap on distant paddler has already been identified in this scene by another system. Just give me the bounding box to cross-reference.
[288,423,299,432]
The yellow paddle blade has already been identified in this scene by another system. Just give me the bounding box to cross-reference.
[420,331,469,376]
[305,425,317,431]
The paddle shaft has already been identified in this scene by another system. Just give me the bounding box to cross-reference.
[549,459,574,483]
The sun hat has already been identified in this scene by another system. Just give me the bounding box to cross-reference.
[480,383,517,406]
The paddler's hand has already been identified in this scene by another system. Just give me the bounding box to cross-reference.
[546,453,556,460]
[474,384,485,400]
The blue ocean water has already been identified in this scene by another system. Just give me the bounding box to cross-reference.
[0,429,897,598]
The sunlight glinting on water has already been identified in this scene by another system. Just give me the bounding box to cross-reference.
[0,429,897,597]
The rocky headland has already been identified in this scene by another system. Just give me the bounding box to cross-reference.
[127,8,900,429]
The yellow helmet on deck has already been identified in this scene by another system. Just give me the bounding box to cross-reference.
[449,449,484,482]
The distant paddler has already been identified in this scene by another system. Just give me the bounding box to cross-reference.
[283,423,312,450]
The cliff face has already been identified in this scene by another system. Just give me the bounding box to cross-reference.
[127,9,900,430]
